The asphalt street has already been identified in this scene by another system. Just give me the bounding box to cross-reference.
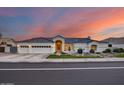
[0,62,124,85]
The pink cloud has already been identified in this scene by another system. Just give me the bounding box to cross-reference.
[15,8,124,40]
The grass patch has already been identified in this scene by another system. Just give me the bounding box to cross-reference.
[47,54,100,59]
[114,53,124,58]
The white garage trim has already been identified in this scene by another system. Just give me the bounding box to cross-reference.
[17,43,54,53]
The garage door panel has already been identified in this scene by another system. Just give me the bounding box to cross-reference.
[30,48,51,53]
[18,48,29,53]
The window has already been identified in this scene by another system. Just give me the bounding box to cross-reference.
[20,46,29,48]
[31,45,51,48]
[91,45,97,50]
[7,44,12,47]
[108,44,112,47]
[1,42,6,45]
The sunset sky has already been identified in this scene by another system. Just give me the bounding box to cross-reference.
[0,7,124,41]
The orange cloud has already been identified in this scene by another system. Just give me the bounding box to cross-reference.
[15,8,124,41]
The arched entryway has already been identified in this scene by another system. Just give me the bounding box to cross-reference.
[55,40,62,53]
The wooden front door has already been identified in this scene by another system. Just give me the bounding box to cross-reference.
[55,40,62,52]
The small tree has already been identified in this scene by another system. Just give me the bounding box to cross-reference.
[90,49,95,53]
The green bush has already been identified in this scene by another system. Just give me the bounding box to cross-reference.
[103,48,111,53]
[77,48,83,54]
[113,48,124,53]
[90,49,95,53]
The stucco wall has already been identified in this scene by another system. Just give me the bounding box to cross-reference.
[73,43,88,51]
[0,38,16,46]
[112,44,124,49]
[89,42,109,52]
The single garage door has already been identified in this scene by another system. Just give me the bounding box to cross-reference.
[0,47,5,52]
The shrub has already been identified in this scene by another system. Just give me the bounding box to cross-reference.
[113,48,124,53]
[90,49,95,53]
[77,48,83,54]
[103,48,111,53]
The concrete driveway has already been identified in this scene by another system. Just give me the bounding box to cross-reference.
[0,53,49,62]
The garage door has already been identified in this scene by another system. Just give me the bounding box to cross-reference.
[18,45,52,53]
[0,47,5,52]
[30,48,52,53]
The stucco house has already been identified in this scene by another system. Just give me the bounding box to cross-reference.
[0,38,17,53]
[102,37,124,49]
[17,35,109,54]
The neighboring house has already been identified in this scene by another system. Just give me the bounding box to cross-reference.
[0,38,17,53]
[17,35,109,53]
[102,37,124,49]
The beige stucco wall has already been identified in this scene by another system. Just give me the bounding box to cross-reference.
[89,42,109,52]
[0,38,16,46]
[0,38,17,53]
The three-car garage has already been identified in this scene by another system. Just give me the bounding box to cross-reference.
[17,37,55,53]
[17,44,54,53]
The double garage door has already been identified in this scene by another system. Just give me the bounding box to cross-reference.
[18,47,52,53]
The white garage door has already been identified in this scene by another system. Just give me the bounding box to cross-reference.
[18,45,52,53]
[30,48,51,53]
[29,46,52,53]
[18,46,29,53]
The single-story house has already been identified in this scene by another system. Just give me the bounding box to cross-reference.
[17,35,109,54]
[102,37,124,49]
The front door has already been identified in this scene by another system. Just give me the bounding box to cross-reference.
[55,40,62,53]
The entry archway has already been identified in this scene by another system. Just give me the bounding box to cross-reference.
[55,40,62,53]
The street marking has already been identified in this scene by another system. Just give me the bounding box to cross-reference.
[0,67,124,70]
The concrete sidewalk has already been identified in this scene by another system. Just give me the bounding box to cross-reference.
[46,58,124,62]
[0,58,124,62]
[0,53,124,63]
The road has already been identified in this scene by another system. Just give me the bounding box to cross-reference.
[0,62,124,85]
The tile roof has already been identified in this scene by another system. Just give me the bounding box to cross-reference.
[18,37,92,43]
[17,35,106,44]
[102,37,124,44]
[64,38,91,43]
[18,37,54,43]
